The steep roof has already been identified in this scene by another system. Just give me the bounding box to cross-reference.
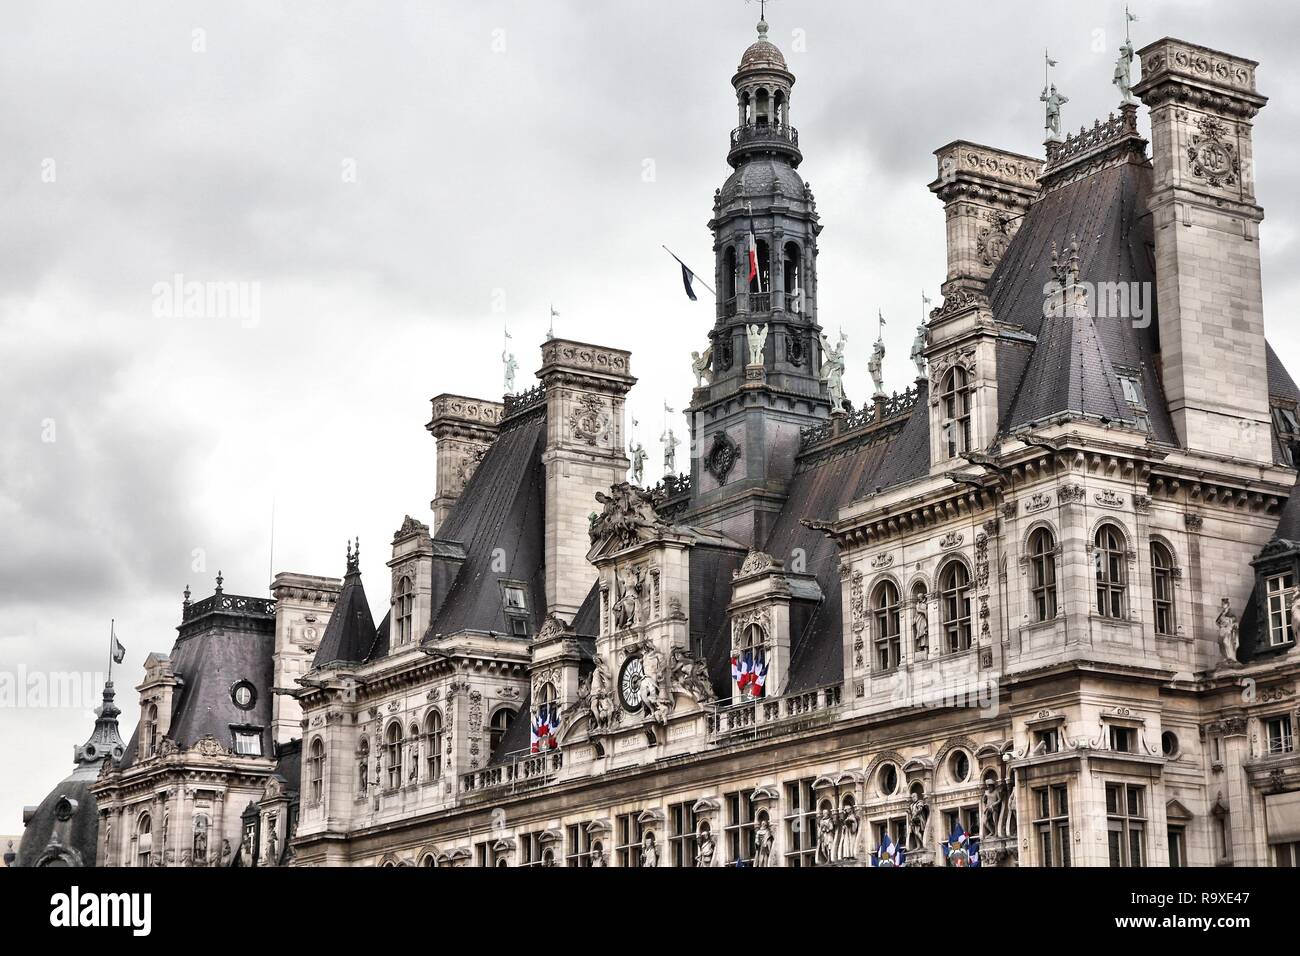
[312,557,377,668]
[424,407,548,639]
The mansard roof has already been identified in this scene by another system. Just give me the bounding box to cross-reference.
[423,406,547,640]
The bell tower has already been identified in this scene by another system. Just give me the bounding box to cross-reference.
[688,15,830,547]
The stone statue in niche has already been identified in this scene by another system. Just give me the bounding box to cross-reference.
[219,838,232,868]
[913,593,929,652]
[905,790,930,852]
[980,774,1002,838]
[753,812,773,867]
[691,346,714,387]
[641,831,659,867]
[1114,38,1137,105]
[815,808,835,865]
[746,323,768,367]
[1216,599,1240,665]
[696,822,716,867]
[836,804,861,861]
[590,842,606,867]
[1290,590,1300,646]
[820,331,847,410]
[638,644,671,725]
[612,565,644,630]
[589,656,614,731]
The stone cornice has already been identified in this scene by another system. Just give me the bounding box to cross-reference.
[1134,36,1267,119]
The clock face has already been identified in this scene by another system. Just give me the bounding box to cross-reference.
[619,656,644,712]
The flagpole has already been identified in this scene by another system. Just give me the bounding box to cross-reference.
[661,246,716,296]
[108,619,114,683]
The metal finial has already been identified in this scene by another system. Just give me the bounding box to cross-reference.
[215,571,224,593]
[183,584,191,607]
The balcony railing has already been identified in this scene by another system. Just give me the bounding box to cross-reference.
[460,747,563,795]
[706,684,842,745]
[730,123,800,149]
[723,290,801,317]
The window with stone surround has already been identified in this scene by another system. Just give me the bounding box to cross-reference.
[1094,523,1127,619]
[488,707,515,759]
[1029,527,1058,622]
[1275,842,1300,867]
[725,788,759,865]
[143,704,158,758]
[385,722,403,790]
[1151,542,1177,636]
[1106,783,1146,867]
[1266,573,1296,647]
[135,813,153,868]
[309,736,325,807]
[615,812,644,867]
[1168,826,1186,867]
[871,816,905,855]
[783,777,819,867]
[939,561,972,653]
[1267,715,1295,755]
[940,366,973,459]
[669,801,698,868]
[1033,784,1070,867]
[394,575,414,645]
[872,580,901,671]
[424,710,443,780]
[565,822,595,867]
[943,805,979,840]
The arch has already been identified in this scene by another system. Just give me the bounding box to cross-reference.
[937,558,973,653]
[773,89,788,127]
[394,575,414,646]
[1026,524,1059,622]
[143,703,159,758]
[1150,538,1178,635]
[308,736,326,807]
[488,706,515,758]
[782,241,801,295]
[1093,520,1129,619]
[750,239,771,294]
[755,87,771,125]
[384,721,404,790]
[135,811,153,868]
[939,366,973,458]
[871,577,902,671]
[423,708,444,780]
[724,247,738,299]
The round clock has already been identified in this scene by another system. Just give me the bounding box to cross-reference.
[619,656,645,712]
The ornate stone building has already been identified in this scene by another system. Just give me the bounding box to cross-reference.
[19,19,1300,868]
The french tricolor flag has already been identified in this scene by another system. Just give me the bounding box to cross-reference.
[746,225,760,288]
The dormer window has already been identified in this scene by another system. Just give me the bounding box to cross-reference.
[143,704,158,757]
[940,367,972,458]
[395,575,414,646]
[1266,573,1296,647]
[501,582,531,637]
[1272,404,1299,466]
[1118,372,1150,432]
[232,728,263,756]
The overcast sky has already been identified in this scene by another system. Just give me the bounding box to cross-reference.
[3,0,1299,835]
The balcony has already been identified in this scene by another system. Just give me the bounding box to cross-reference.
[728,122,802,167]
[459,748,563,795]
[706,684,842,746]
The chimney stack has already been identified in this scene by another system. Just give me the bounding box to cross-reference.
[1134,38,1272,463]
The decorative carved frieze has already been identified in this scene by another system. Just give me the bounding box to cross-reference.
[568,394,609,446]
[1094,490,1125,509]
[939,531,964,550]
[1058,483,1086,504]
[705,431,742,484]
[1025,492,1053,514]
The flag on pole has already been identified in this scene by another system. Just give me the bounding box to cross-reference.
[530,702,561,753]
[664,403,676,415]
[871,832,906,867]
[941,823,980,867]
[1045,50,1058,67]
[746,225,760,288]
[679,262,698,301]
[111,622,126,665]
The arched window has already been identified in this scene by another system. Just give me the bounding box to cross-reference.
[424,710,444,780]
[1094,524,1127,619]
[1151,542,1176,635]
[872,581,901,671]
[395,576,414,646]
[385,723,403,790]
[750,239,770,295]
[421,853,436,867]
[357,738,369,796]
[940,367,973,458]
[1029,528,1059,622]
[309,737,325,807]
[755,87,770,126]
[725,247,738,299]
[488,708,515,758]
[143,704,158,758]
[136,813,153,868]
[783,241,801,300]
[939,562,972,653]
[773,90,787,128]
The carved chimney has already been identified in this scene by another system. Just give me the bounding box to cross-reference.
[1133,38,1272,463]
[539,339,636,620]
[426,394,503,531]
[928,142,1042,295]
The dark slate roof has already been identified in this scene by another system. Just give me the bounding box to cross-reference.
[312,563,377,668]
[16,769,100,867]
[572,582,601,637]
[1269,473,1300,546]
[488,688,531,766]
[693,546,748,699]
[989,155,1176,442]
[424,408,548,639]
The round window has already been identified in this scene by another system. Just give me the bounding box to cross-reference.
[879,763,899,796]
[231,681,257,710]
[950,750,970,783]
[1161,731,1179,757]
